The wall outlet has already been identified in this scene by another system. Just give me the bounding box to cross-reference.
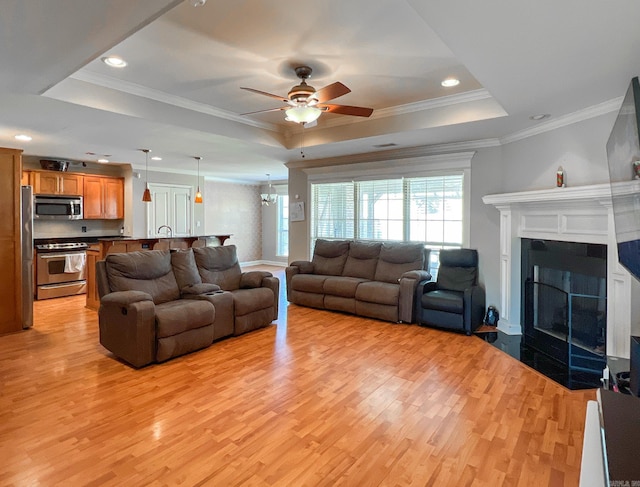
[196,220,201,227]
[81,226,87,233]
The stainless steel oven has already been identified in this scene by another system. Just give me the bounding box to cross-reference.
[35,242,88,299]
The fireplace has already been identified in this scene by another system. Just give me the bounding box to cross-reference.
[483,183,637,360]
[521,238,607,373]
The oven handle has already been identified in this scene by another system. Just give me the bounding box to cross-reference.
[38,252,86,259]
[39,281,87,289]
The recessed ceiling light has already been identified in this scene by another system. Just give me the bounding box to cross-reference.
[529,114,550,121]
[441,78,460,88]
[102,56,127,68]
[97,158,109,163]
[14,134,32,141]
[151,156,162,161]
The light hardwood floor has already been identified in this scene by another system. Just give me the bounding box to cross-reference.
[0,266,595,486]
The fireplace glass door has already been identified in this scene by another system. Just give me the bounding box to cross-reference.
[522,239,607,375]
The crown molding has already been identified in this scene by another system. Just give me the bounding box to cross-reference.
[70,71,279,132]
[500,97,623,145]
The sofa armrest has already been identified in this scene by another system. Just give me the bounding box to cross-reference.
[180,283,221,296]
[261,276,280,321]
[288,260,314,273]
[398,270,433,323]
[101,290,153,306]
[240,271,273,289]
[98,291,156,368]
[463,285,486,334]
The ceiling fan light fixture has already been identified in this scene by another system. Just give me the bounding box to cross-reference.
[285,106,322,124]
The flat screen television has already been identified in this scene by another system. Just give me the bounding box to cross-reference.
[607,76,640,281]
[607,76,640,396]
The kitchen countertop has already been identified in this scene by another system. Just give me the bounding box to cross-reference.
[97,234,231,242]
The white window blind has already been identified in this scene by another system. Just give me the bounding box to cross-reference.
[311,182,355,240]
[310,174,464,276]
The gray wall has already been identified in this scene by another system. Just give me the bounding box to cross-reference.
[261,183,288,265]
[286,111,619,320]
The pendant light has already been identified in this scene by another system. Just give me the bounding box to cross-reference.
[194,156,203,204]
[260,173,277,206]
[140,149,152,202]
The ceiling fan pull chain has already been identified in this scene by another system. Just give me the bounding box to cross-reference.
[300,125,306,159]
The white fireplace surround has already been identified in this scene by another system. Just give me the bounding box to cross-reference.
[483,183,638,359]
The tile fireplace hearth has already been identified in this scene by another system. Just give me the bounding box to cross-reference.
[475,329,602,390]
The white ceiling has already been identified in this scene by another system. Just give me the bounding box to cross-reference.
[1,0,640,182]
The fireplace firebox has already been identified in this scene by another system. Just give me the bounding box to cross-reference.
[522,239,607,376]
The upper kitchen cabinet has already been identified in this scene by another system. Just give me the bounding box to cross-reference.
[83,176,124,220]
[21,170,31,186]
[32,170,83,196]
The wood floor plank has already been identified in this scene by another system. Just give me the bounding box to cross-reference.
[0,267,595,486]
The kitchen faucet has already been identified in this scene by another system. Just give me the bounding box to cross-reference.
[157,225,172,238]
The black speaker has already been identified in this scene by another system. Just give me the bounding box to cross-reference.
[631,336,640,397]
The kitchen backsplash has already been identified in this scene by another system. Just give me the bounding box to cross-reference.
[34,219,124,239]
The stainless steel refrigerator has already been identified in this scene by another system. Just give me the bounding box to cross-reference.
[21,185,33,328]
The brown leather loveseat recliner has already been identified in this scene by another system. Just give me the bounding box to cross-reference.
[96,246,279,368]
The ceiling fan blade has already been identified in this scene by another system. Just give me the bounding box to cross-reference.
[321,104,374,117]
[311,82,350,103]
[240,107,287,116]
[240,87,288,102]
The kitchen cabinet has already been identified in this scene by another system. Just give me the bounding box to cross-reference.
[21,171,31,186]
[32,171,83,196]
[0,147,24,335]
[83,176,124,220]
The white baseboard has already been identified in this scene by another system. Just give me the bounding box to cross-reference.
[240,260,287,267]
[498,321,522,335]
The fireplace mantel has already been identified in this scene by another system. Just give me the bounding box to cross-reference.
[483,183,634,358]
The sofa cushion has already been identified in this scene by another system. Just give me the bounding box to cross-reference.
[231,288,275,316]
[355,281,400,306]
[171,248,202,290]
[105,250,180,304]
[437,267,477,292]
[290,274,328,294]
[323,276,368,298]
[312,239,350,276]
[342,241,381,279]
[373,242,425,284]
[421,289,464,314]
[193,245,242,290]
[155,299,215,338]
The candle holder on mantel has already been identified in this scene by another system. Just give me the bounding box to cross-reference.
[556,166,566,188]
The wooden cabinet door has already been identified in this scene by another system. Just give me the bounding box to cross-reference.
[0,148,23,335]
[103,178,124,219]
[59,174,83,196]
[33,171,59,194]
[21,171,31,186]
[85,250,100,310]
[83,176,104,219]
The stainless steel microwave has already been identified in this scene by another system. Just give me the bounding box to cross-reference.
[34,195,83,220]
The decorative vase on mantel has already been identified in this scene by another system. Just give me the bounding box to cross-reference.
[556,166,565,188]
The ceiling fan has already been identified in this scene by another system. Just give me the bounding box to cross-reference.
[240,66,373,126]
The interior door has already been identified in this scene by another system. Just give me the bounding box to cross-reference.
[147,183,192,237]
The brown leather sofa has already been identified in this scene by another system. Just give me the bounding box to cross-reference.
[286,239,431,323]
[96,246,278,367]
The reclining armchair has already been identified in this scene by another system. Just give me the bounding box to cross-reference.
[193,245,279,335]
[415,248,485,335]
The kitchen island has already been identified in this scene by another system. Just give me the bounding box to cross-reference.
[85,234,232,310]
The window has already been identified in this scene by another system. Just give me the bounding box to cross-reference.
[277,194,289,256]
[310,174,464,277]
